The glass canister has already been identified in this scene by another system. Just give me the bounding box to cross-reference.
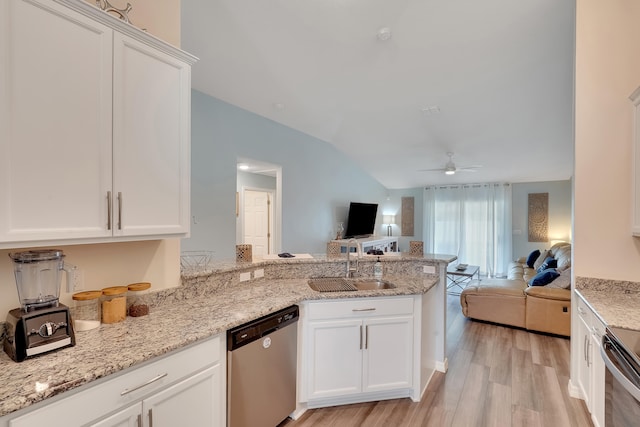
[101,286,128,324]
[71,290,102,331]
[127,282,151,317]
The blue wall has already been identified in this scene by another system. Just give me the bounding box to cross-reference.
[183,90,389,257]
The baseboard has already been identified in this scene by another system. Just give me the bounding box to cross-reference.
[435,357,448,373]
[567,379,584,400]
[289,404,307,421]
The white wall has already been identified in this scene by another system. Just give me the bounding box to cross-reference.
[0,240,181,321]
[386,188,424,252]
[575,0,640,282]
[184,91,388,257]
[511,180,572,259]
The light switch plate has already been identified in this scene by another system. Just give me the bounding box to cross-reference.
[239,272,251,282]
[254,269,264,278]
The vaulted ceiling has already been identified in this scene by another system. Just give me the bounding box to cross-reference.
[181,0,575,189]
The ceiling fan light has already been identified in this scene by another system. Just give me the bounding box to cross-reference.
[445,169,455,175]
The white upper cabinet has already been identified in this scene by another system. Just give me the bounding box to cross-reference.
[112,32,191,237]
[0,0,196,248]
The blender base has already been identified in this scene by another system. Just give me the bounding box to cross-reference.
[4,304,75,362]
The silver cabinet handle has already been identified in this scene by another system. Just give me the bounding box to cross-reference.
[359,325,363,350]
[117,191,123,230]
[352,308,376,312]
[120,373,168,396]
[137,414,142,427]
[107,191,112,230]
[148,408,153,427]
[365,325,369,349]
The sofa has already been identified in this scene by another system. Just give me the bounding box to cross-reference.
[459,242,572,336]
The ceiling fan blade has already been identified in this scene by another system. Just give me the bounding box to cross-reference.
[418,168,446,172]
[456,165,483,172]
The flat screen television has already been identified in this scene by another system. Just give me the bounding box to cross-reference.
[344,202,378,238]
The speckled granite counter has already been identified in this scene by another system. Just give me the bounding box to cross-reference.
[0,253,450,418]
[575,276,640,330]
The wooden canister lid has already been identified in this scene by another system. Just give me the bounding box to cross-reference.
[101,286,128,296]
[128,282,151,292]
[72,290,102,301]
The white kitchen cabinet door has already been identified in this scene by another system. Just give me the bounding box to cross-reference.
[306,319,363,400]
[0,0,113,243]
[112,32,191,237]
[362,316,413,393]
[577,310,592,407]
[141,365,221,427]
[90,404,141,427]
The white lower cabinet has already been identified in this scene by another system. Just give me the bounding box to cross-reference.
[575,293,605,427]
[5,336,225,427]
[92,365,220,427]
[301,296,417,405]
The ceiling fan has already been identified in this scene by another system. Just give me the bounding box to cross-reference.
[419,152,482,175]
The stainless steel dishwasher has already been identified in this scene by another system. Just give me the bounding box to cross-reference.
[227,305,299,427]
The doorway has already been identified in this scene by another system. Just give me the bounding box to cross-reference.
[242,188,275,256]
[236,158,282,255]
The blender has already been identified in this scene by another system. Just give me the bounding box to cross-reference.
[4,249,75,362]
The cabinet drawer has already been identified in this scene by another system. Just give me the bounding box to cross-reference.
[306,297,414,320]
[576,294,591,321]
[9,336,221,427]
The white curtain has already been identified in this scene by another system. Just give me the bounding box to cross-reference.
[423,183,512,278]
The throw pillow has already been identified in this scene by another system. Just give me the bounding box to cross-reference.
[529,268,560,286]
[546,268,571,289]
[536,256,558,273]
[543,256,558,269]
[533,250,550,270]
[526,250,540,268]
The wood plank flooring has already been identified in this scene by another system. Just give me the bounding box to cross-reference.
[281,290,592,427]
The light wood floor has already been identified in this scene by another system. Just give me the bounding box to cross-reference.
[281,291,593,427]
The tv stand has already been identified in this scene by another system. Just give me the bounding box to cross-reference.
[334,236,399,253]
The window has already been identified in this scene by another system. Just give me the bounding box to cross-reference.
[424,183,512,277]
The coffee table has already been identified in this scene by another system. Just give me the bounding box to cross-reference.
[446,264,480,295]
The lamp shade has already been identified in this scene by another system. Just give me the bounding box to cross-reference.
[383,215,396,225]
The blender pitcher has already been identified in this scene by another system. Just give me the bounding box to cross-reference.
[9,249,65,311]
[4,249,75,362]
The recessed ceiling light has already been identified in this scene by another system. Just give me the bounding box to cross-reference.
[238,164,249,170]
[377,27,392,41]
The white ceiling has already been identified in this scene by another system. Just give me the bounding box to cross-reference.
[181,0,575,189]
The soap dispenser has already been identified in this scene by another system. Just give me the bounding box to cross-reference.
[374,257,383,279]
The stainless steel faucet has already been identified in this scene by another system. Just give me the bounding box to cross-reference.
[345,239,361,278]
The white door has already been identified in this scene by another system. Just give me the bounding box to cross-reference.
[90,404,141,427]
[142,365,221,427]
[0,0,113,243]
[362,316,413,393]
[243,190,273,256]
[112,32,191,237]
[307,319,363,399]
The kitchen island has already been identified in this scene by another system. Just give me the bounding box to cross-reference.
[0,253,453,425]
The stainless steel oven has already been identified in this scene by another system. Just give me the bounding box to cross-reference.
[601,326,640,426]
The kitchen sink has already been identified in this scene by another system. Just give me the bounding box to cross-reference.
[351,279,395,290]
[308,277,396,292]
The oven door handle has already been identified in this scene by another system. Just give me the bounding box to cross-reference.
[601,336,640,402]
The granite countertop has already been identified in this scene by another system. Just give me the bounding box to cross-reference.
[0,273,439,418]
[575,276,640,331]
